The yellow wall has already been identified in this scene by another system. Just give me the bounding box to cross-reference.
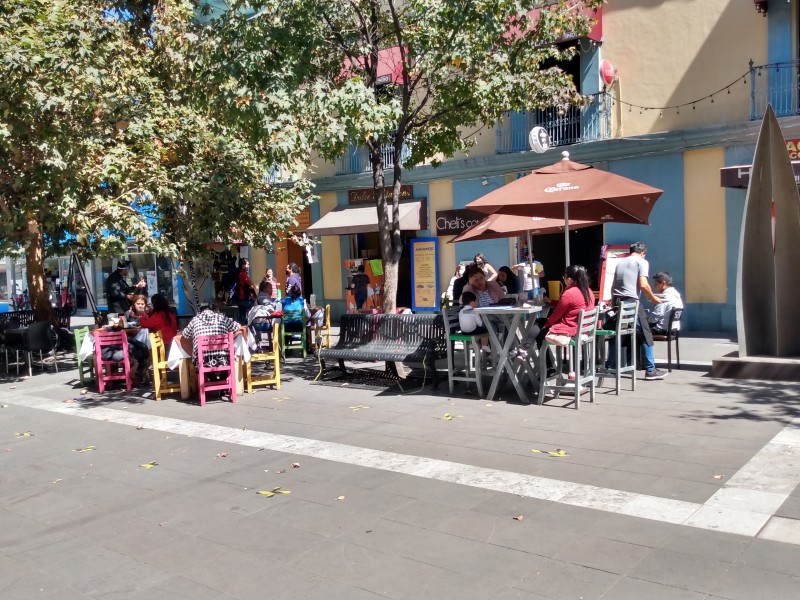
[603,1,768,137]
[429,180,455,292]
[684,148,726,303]
[250,249,266,285]
[318,193,343,300]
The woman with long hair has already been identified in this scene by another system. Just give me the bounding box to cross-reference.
[496,266,519,294]
[516,265,595,361]
[473,253,498,282]
[139,293,178,345]
[460,263,504,306]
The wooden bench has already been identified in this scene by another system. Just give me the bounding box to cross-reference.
[318,313,446,388]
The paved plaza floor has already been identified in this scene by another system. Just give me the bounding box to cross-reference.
[1,333,799,599]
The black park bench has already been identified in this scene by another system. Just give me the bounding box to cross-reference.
[318,313,446,389]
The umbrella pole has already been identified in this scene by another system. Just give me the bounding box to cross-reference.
[527,229,534,295]
[564,202,571,266]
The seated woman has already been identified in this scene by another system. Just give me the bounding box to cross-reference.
[281,285,324,349]
[248,281,281,350]
[497,266,520,295]
[460,264,504,306]
[124,294,148,327]
[515,265,595,363]
[139,293,178,346]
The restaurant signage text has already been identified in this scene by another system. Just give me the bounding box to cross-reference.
[348,185,413,204]
[435,209,485,236]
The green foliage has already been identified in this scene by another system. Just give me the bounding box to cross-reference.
[0,0,314,264]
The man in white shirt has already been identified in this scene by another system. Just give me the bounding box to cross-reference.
[648,272,684,333]
[513,257,545,300]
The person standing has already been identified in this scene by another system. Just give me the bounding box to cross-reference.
[285,263,302,297]
[350,264,371,311]
[261,267,279,300]
[236,258,256,325]
[474,253,498,282]
[105,259,146,315]
[609,242,666,381]
[513,256,545,300]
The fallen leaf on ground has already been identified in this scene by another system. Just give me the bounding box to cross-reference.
[438,413,462,421]
[349,405,370,411]
[291,463,300,468]
[531,448,570,457]
[217,452,228,458]
[513,515,524,521]
[15,432,33,438]
[713,474,725,480]
[256,487,291,497]
[121,406,128,410]
[485,403,493,407]
[52,478,63,484]
[336,496,346,501]
[136,425,144,430]
[73,445,96,453]
[63,399,77,404]
[80,389,88,395]
[9,386,16,389]
[275,469,286,474]
[1,404,7,408]
[139,461,158,469]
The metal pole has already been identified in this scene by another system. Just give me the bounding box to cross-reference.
[564,202,571,266]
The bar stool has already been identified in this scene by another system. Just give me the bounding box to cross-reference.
[596,299,639,394]
[538,307,599,409]
[442,307,486,396]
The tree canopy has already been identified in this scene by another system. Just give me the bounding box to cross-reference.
[223,0,604,312]
[0,0,315,318]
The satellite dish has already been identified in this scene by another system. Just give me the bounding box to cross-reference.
[528,126,551,154]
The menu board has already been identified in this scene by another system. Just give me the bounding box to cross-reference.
[410,238,439,312]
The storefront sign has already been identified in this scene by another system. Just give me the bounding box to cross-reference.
[348,185,413,204]
[410,238,439,312]
[787,139,800,159]
[435,209,484,236]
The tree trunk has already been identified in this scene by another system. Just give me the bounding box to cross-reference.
[374,145,402,314]
[25,218,56,324]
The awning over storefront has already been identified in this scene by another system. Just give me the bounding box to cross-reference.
[721,161,800,188]
[305,200,427,236]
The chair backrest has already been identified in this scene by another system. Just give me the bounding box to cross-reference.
[94,329,129,360]
[668,308,684,331]
[442,306,461,337]
[74,326,90,354]
[576,307,600,340]
[25,321,57,352]
[196,332,235,369]
[149,330,166,364]
[616,299,639,333]
[283,308,305,324]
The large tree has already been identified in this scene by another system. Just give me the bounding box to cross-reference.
[228,0,604,313]
[0,0,313,321]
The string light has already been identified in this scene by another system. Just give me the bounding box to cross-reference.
[609,64,759,115]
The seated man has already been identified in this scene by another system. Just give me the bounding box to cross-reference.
[648,271,684,334]
[182,302,241,370]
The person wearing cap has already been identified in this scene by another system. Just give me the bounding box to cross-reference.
[105,259,146,315]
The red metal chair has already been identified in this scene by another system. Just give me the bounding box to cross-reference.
[196,333,236,406]
[94,329,132,393]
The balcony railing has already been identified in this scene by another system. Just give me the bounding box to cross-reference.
[496,92,613,154]
[335,142,411,175]
[750,60,800,119]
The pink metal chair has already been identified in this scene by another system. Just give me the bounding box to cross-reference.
[196,333,236,406]
[94,329,132,393]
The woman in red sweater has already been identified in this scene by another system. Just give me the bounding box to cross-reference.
[139,293,178,345]
[516,265,594,361]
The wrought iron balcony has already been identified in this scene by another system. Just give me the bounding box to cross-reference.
[750,60,800,119]
[496,92,613,153]
[335,142,411,175]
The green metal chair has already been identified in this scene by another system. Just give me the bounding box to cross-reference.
[442,306,486,396]
[280,309,307,359]
[596,299,638,394]
[74,326,95,386]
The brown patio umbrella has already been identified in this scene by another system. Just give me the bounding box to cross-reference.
[448,213,597,243]
[466,152,663,264]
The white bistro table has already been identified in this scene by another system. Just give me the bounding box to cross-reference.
[474,305,542,404]
[166,334,252,399]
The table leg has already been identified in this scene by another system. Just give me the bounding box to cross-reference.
[235,357,245,395]
[178,359,191,400]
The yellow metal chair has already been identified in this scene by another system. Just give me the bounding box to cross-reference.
[246,325,281,392]
[317,304,332,349]
[149,331,183,400]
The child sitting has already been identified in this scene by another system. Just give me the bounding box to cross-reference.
[458,291,490,353]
